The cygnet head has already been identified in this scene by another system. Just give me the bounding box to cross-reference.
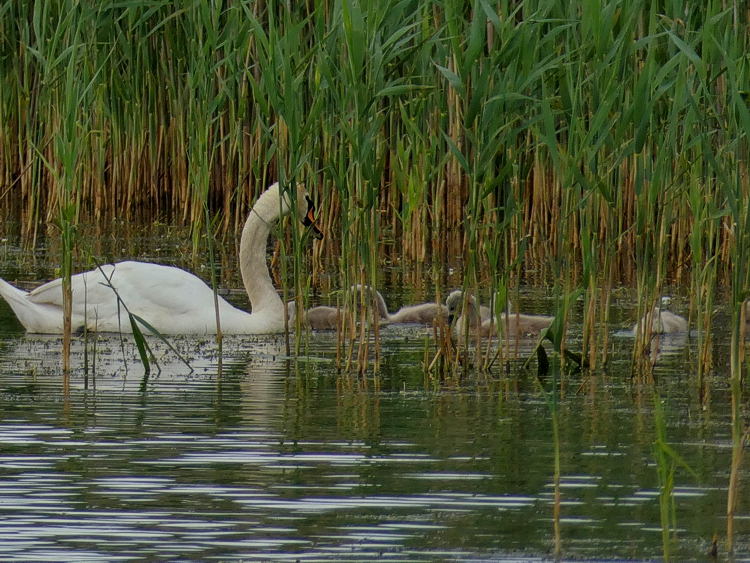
[445,290,478,326]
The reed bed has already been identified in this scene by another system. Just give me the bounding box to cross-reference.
[0,2,743,263]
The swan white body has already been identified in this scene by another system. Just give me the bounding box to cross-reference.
[0,183,315,335]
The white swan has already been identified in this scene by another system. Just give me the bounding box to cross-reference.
[445,290,553,338]
[0,182,321,335]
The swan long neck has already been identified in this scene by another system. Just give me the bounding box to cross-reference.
[373,288,390,320]
[350,284,391,320]
[239,184,288,315]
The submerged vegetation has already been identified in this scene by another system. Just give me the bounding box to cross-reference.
[2,0,750,555]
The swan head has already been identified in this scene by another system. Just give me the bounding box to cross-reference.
[302,194,323,239]
[287,185,323,239]
[445,290,477,326]
[263,182,323,239]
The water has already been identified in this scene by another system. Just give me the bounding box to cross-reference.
[0,239,744,561]
[0,320,741,562]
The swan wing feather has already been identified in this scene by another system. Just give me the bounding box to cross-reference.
[26,261,247,333]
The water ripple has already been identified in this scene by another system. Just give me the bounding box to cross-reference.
[0,327,740,561]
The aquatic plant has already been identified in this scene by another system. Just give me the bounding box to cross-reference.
[2,1,747,286]
[653,392,677,562]
[528,305,572,559]
[185,1,225,369]
[653,392,698,561]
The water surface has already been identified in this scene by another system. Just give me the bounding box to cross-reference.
[0,236,744,561]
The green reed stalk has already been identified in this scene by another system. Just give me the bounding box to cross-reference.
[55,32,82,380]
[326,0,429,372]
[485,185,523,371]
[31,0,98,380]
[723,162,750,555]
[558,0,630,370]
[598,204,618,368]
[653,391,699,561]
[579,194,598,370]
[533,319,565,558]
[629,3,668,377]
[243,4,323,356]
[185,1,229,371]
[653,392,676,562]
[688,170,718,397]
[700,26,750,552]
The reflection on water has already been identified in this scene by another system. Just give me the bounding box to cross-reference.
[0,313,741,562]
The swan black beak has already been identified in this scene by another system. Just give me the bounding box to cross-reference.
[303,195,324,239]
[447,313,455,326]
